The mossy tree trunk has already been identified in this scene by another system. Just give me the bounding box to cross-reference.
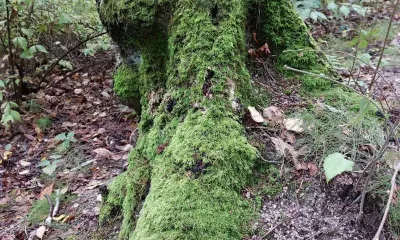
[97,0,328,239]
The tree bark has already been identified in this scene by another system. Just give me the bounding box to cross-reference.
[97,0,327,239]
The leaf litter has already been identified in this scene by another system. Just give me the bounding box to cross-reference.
[0,52,132,239]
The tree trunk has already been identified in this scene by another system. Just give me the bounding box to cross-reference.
[97,0,327,239]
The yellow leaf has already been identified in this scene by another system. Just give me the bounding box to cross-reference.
[53,214,66,221]
[3,151,12,160]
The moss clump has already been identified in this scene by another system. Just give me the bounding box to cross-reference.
[259,0,334,90]
[113,63,141,104]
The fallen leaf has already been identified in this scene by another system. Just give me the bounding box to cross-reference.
[115,144,133,152]
[20,160,31,166]
[284,118,304,133]
[61,121,76,128]
[0,195,9,205]
[74,89,83,94]
[248,106,264,123]
[257,43,271,56]
[86,180,104,190]
[157,142,169,154]
[35,226,46,239]
[39,183,54,199]
[99,112,107,117]
[263,106,284,124]
[60,186,68,194]
[53,214,66,221]
[271,137,299,165]
[93,148,112,159]
[19,169,30,175]
[3,151,12,160]
[384,150,400,170]
[308,162,319,176]
[97,128,106,134]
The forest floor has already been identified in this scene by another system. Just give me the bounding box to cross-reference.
[1,5,400,240]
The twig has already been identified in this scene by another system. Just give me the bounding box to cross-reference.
[52,189,60,217]
[44,194,53,225]
[40,32,107,83]
[373,163,400,240]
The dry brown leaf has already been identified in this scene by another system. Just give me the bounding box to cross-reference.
[35,226,46,239]
[3,151,12,160]
[18,169,30,175]
[86,180,104,190]
[271,137,299,165]
[74,89,83,94]
[61,122,76,128]
[20,160,31,167]
[263,106,284,124]
[284,118,304,133]
[39,183,54,199]
[384,150,400,170]
[248,106,264,123]
[93,148,112,159]
[115,144,133,152]
[0,195,9,205]
[308,162,319,176]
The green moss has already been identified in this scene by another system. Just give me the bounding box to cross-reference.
[259,0,334,90]
[99,1,264,239]
[114,63,140,103]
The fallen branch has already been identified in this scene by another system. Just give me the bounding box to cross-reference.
[373,162,400,240]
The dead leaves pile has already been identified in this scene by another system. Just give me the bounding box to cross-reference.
[248,105,319,176]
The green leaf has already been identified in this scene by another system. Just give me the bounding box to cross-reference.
[55,133,67,141]
[9,102,18,108]
[349,97,370,125]
[310,11,319,21]
[323,152,354,182]
[358,53,371,66]
[298,8,311,20]
[0,92,3,102]
[352,4,367,16]
[339,5,351,17]
[1,114,14,126]
[59,13,72,24]
[29,45,37,54]
[327,2,338,11]
[59,60,73,70]
[10,110,21,121]
[42,162,58,175]
[12,37,28,50]
[38,160,51,167]
[21,28,34,38]
[0,80,5,88]
[316,12,327,21]
[35,45,48,53]
[5,144,12,151]
[67,131,75,139]
[20,49,34,59]
[358,39,368,49]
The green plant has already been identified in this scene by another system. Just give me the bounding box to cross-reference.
[36,116,52,130]
[0,100,21,129]
[55,131,77,152]
[38,155,62,175]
